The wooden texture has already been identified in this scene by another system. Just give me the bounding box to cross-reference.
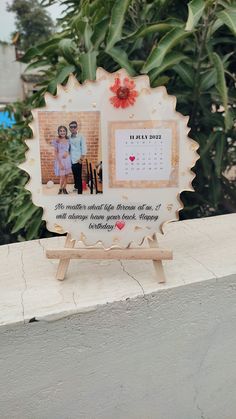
[47,247,173,261]
[148,235,167,283]
[56,234,76,281]
[48,229,172,282]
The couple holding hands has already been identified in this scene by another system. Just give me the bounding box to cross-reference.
[52,121,87,195]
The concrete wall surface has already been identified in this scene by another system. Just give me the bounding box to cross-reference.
[0,44,26,103]
[0,214,236,419]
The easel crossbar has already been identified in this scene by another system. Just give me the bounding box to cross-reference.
[46,248,173,260]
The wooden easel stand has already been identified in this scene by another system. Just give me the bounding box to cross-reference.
[46,248,172,260]
[46,234,172,282]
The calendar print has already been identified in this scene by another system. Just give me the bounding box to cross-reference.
[115,129,172,181]
[109,120,179,188]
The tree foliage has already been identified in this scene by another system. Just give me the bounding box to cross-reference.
[0,101,51,244]
[7,0,54,50]
[1,0,235,243]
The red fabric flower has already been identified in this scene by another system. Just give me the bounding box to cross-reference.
[109,77,138,108]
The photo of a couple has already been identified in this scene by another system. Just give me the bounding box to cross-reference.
[39,111,102,196]
[52,121,86,195]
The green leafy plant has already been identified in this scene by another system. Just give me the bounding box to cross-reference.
[0,101,52,244]
[1,0,235,243]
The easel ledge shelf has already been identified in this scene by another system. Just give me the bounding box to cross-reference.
[46,234,173,283]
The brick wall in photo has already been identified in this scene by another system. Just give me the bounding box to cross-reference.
[38,111,101,184]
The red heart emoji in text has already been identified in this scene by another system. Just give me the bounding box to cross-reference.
[129,155,135,162]
[115,220,125,230]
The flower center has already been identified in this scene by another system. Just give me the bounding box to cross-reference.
[117,86,130,99]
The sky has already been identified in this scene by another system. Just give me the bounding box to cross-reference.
[0,0,65,42]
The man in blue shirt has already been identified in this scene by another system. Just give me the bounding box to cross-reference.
[69,121,87,194]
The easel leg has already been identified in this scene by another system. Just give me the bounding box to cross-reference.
[56,234,76,281]
[148,235,166,283]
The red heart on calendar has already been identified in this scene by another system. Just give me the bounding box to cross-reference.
[129,155,135,162]
[115,220,125,230]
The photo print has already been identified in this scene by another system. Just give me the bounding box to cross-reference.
[38,111,102,195]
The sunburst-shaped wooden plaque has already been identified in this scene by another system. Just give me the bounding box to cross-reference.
[21,68,198,248]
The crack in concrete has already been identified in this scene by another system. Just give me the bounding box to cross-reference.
[119,260,147,300]
[182,220,217,243]
[189,254,218,279]
[196,398,209,419]
[193,376,209,419]
[193,322,221,419]
[20,248,27,324]
[193,384,210,419]
[38,239,45,253]
[197,322,221,375]
[38,239,55,266]
[72,291,78,309]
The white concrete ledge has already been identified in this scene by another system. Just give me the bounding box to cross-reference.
[1,214,236,419]
[0,214,235,326]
